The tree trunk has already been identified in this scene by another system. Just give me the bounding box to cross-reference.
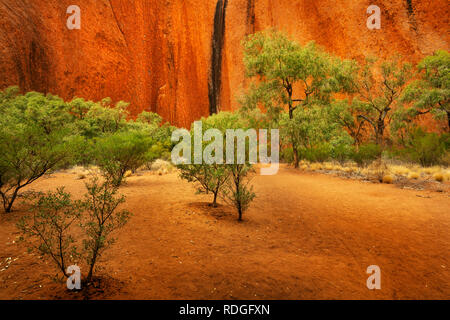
[288,100,299,168]
[447,111,450,132]
[212,191,218,207]
[86,251,98,283]
[376,119,385,145]
[293,144,299,168]
[3,188,19,213]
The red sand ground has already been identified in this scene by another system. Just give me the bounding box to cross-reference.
[0,165,449,299]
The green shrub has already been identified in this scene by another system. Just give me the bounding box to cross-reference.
[221,164,255,221]
[17,179,132,285]
[0,87,77,213]
[81,178,132,283]
[93,131,154,186]
[331,143,353,164]
[17,188,82,278]
[177,112,240,206]
[397,129,447,166]
[351,143,382,167]
[299,143,332,163]
[280,147,294,164]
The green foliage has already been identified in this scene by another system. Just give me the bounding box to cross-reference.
[401,50,450,131]
[93,131,155,186]
[128,111,176,162]
[179,164,229,206]
[392,128,448,166]
[177,112,240,206]
[241,29,356,167]
[350,56,413,144]
[351,143,382,167]
[221,163,256,221]
[17,188,81,278]
[17,179,131,283]
[0,87,77,213]
[71,98,129,138]
[280,105,354,163]
[81,178,131,283]
[280,147,294,163]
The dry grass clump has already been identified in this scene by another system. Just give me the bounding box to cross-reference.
[310,163,323,171]
[300,158,449,186]
[408,172,420,180]
[343,166,355,173]
[390,165,410,177]
[124,170,133,178]
[368,160,389,182]
[157,168,168,176]
[433,172,444,182]
[149,159,175,174]
[299,160,310,166]
[421,166,441,175]
[382,175,394,184]
[71,166,90,180]
[444,171,450,182]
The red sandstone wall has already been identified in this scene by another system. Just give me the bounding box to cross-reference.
[0,0,448,127]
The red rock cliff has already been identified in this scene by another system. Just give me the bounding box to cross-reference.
[0,0,448,127]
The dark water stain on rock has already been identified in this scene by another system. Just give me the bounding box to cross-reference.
[208,0,228,115]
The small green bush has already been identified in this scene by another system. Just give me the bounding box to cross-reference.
[93,131,154,186]
[17,188,82,278]
[0,87,77,213]
[351,143,382,167]
[17,179,131,285]
[221,164,255,221]
[280,147,294,164]
[299,143,332,163]
[81,178,132,283]
[394,129,447,166]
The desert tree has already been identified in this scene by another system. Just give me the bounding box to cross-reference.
[177,112,239,206]
[331,99,369,149]
[17,188,82,278]
[0,87,77,213]
[71,97,129,139]
[221,163,255,222]
[350,56,413,145]
[93,130,155,187]
[81,177,131,283]
[280,104,354,163]
[241,29,356,167]
[401,50,449,131]
[17,179,132,284]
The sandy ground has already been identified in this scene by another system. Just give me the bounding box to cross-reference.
[0,165,449,300]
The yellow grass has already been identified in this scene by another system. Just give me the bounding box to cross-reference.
[433,172,444,182]
[382,175,394,184]
[390,165,410,176]
[408,172,420,180]
[124,170,133,178]
[310,163,323,171]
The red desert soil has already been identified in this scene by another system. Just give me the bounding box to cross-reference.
[0,165,449,300]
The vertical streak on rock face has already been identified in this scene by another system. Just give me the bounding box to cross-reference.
[406,0,414,15]
[246,0,256,35]
[208,0,228,115]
